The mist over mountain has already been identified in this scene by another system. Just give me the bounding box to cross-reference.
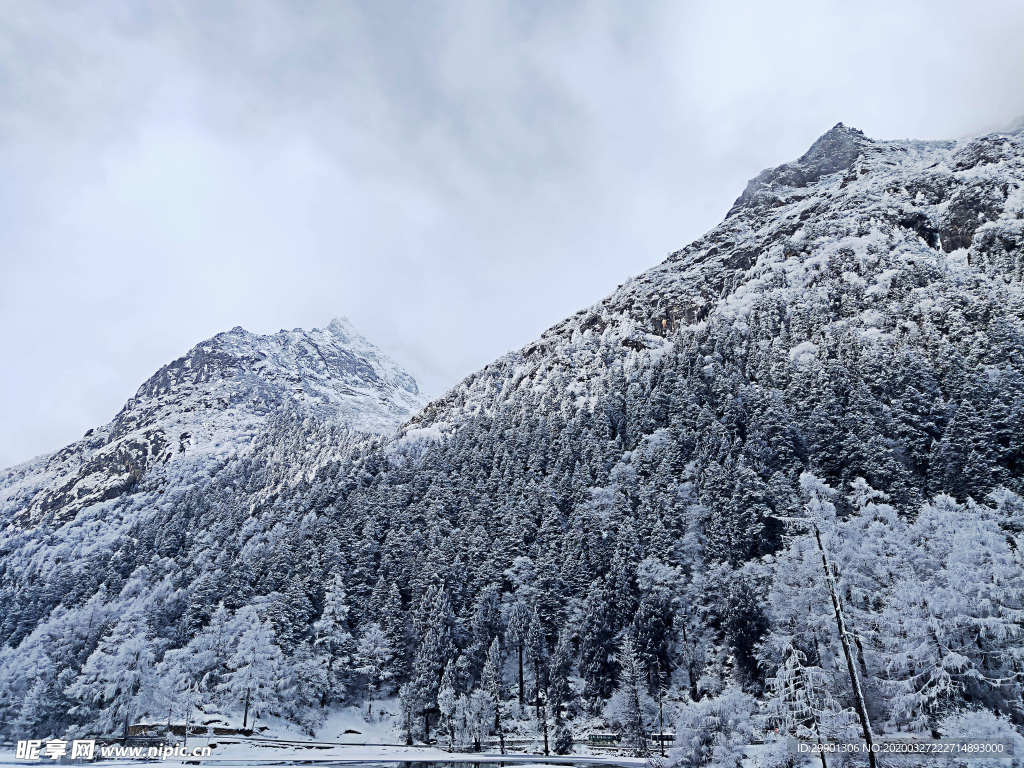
[2,123,1023,764]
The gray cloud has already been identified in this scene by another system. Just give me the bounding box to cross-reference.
[2,0,1023,467]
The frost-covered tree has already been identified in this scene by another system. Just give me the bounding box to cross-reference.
[605,633,650,755]
[482,637,505,751]
[578,580,617,702]
[671,687,755,768]
[765,644,853,765]
[313,574,354,705]
[875,494,1024,730]
[287,641,328,735]
[546,627,573,725]
[159,602,234,722]
[409,587,456,739]
[437,661,458,750]
[66,609,157,739]
[13,659,74,740]
[354,622,394,710]
[218,608,284,729]
[505,600,531,708]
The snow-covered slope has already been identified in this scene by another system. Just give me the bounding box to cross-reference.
[408,122,1023,433]
[0,317,425,526]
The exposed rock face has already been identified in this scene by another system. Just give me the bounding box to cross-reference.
[726,123,874,218]
[0,318,425,526]
[408,122,1023,435]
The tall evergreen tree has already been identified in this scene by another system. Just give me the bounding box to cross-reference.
[219,609,284,729]
[66,609,156,740]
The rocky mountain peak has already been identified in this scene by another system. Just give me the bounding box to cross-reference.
[1,318,425,527]
[326,316,357,338]
[727,122,873,218]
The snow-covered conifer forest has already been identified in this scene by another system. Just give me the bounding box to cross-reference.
[2,123,1024,766]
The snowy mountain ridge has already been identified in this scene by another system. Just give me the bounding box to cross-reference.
[0,317,425,527]
[407,122,1023,436]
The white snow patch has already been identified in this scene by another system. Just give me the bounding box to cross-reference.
[789,341,819,367]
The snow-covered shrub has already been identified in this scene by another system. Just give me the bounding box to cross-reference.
[750,734,796,768]
[670,687,755,768]
[939,709,1023,768]
[552,725,574,755]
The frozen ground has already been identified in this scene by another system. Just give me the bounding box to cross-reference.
[0,700,648,768]
[0,739,646,767]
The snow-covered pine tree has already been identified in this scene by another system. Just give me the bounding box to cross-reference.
[607,632,648,756]
[671,687,755,768]
[66,609,157,739]
[547,627,573,726]
[482,637,505,752]
[218,608,284,729]
[159,601,234,722]
[876,493,1024,730]
[505,600,531,709]
[354,622,394,712]
[466,586,504,686]
[437,661,458,750]
[410,587,456,740]
[287,641,328,735]
[578,580,617,703]
[12,658,73,740]
[526,606,546,718]
[312,574,354,705]
[765,644,854,765]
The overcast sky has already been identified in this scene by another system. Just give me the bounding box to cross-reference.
[2,0,1023,468]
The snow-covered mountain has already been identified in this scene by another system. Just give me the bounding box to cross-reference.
[0,317,425,527]
[2,122,1022,756]
[410,122,1023,436]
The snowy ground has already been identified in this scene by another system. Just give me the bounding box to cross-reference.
[0,738,646,767]
[0,700,648,767]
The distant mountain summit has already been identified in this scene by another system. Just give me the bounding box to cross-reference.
[115,316,424,438]
[0,317,425,526]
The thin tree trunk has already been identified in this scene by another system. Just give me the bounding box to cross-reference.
[813,717,828,768]
[243,688,251,731]
[657,663,665,758]
[534,659,541,722]
[517,646,524,708]
[634,683,645,756]
[184,702,191,749]
[814,526,875,768]
[541,697,549,756]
